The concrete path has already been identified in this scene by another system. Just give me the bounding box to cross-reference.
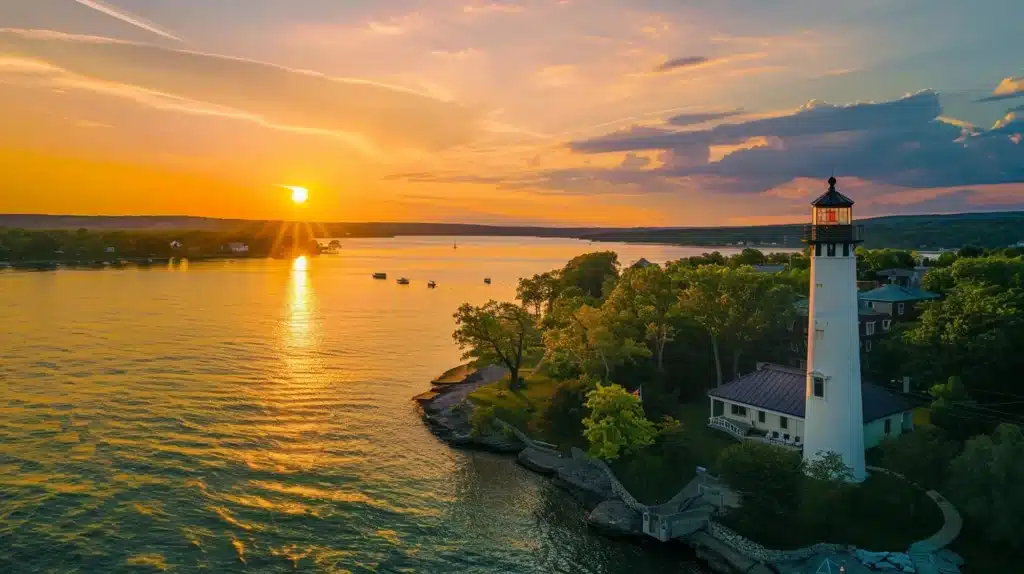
[426,365,508,411]
[908,490,963,553]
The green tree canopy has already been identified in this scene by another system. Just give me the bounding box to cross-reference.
[878,425,960,490]
[582,383,657,461]
[453,300,541,389]
[947,424,1024,549]
[717,441,804,523]
[603,265,680,372]
[560,251,619,299]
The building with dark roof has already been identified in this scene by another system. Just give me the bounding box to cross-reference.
[630,257,655,269]
[707,363,920,451]
[859,284,939,321]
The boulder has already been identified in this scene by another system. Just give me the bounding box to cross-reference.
[586,500,642,537]
[517,447,564,475]
[935,550,964,567]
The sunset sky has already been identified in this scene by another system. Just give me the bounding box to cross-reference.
[1,0,1022,226]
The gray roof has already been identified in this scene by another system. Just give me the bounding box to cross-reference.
[707,364,921,422]
[859,284,939,303]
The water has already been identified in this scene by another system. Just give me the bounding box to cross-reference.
[0,237,780,573]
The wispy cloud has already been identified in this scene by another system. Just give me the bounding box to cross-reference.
[463,2,525,15]
[653,56,707,73]
[73,0,181,42]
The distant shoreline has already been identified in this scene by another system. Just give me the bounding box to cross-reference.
[4,212,1020,249]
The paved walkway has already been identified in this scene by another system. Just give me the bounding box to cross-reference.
[425,365,508,411]
[908,490,963,553]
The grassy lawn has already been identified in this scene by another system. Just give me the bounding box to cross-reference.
[612,402,739,505]
[720,470,944,551]
[467,370,562,436]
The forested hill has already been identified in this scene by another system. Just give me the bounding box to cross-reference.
[3,211,1023,249]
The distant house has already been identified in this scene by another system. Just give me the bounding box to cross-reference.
[170,240,183,249]
[859,284,940,321]
[876,267,928,288]
[104,246,116,254]
[788,297,889,366]
[708,363,920,450]
[226,242,249,254]
[631,257,655,269]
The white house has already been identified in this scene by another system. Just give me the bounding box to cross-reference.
[170,240,183,249]
[226,242,249,254]
[708,363,919,451]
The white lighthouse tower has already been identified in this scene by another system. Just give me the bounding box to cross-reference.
[802,176,866,482]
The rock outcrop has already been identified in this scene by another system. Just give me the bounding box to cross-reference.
[586,500,643,538]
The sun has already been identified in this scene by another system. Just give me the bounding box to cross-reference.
[288,186,309,204]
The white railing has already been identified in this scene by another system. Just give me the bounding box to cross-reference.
[708,416,745,439]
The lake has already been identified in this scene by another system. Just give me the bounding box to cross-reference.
[0,237,793,573]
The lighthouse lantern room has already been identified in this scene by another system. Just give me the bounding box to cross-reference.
[801,177,867,482]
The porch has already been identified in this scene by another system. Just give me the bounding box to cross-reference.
[708,416,802,452]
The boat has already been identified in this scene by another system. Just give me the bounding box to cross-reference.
[397,277,410,285]
[453,241,458,250]
[484,277,492,284]
[373,272,387,280]
[427,281,437,288]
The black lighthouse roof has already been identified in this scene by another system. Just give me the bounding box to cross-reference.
[811,176,854,207]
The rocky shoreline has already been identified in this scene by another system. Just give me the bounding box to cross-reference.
[415,368,963,574]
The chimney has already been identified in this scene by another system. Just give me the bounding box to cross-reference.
[902,376,911,394]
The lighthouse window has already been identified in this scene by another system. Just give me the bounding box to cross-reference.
[827,244,836,257]
[813,376,825,398]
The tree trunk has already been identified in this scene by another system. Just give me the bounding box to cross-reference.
[732,348,743,380]
[656,335,666,373]
[509,365,522,390]
[600,352,611,380]
[711,335,723,387]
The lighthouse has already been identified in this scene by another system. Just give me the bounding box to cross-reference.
[802,177,866,482]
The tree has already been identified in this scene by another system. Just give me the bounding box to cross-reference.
[731,248,767,267]
[804,450,854,483]
[560,251,619,299]
[604,266,680,372]
[717,441,804,524]
[878,426,959,490]
[453,301,541,390]
[947,424,1024,549]
[543,303,649,380]
[582,383,657,461]
[538,375,597,445]
[516,271,560,316]
[676,266,795,386]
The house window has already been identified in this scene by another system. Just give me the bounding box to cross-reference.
[815,244,822,257]
[843,244,850,257]
[865,322,876,335]
[868,301,875,309]
[758,411,766,423]
[827,244,836,257]
[884,418,892,435]
[730,404,747,417]
[882,319,891,331]
[780,416,789,430]
[813,376,825,398]
[897,302,906,315]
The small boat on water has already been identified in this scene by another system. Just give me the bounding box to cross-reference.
[397,277,410,285]
[373,272,387,280]
[427,280,437,288]
[484,277,492,284]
